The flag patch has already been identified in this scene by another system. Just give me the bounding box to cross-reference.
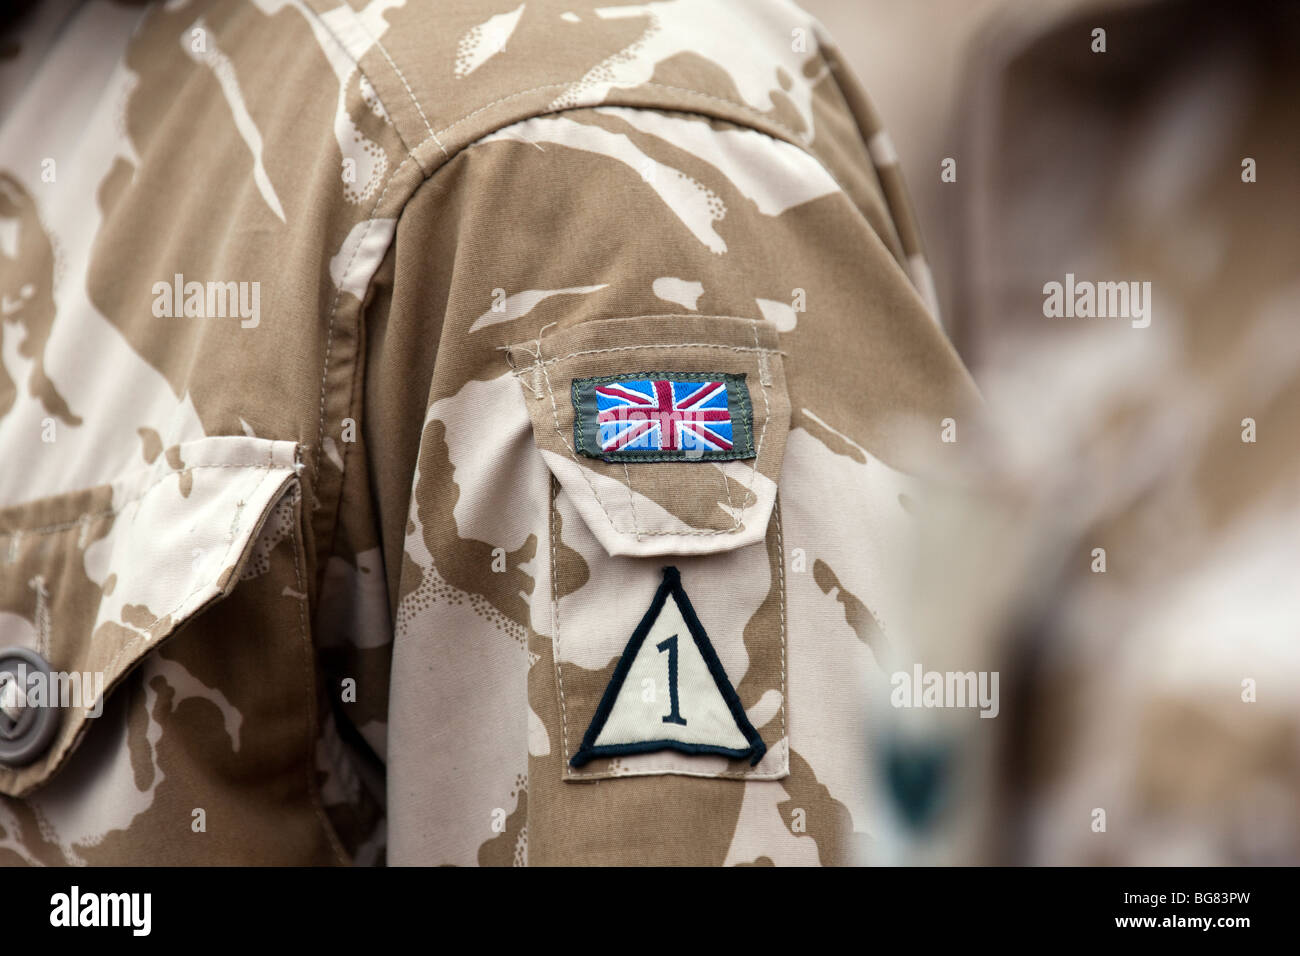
[571,372,755,462]
[570,566,767,768]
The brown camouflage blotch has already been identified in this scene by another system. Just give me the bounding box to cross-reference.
[0,174,80,425]
[793,408,867,464]
[0,797,67,865]
[736,504,785,714]
[137,426,163,464]
[477,775,528,867]
[415,418,536,626]
[122,671,156,794]
[551,499,590,603]
[777,747,870,866]
[120,603,156,631]
[813,557,888,659]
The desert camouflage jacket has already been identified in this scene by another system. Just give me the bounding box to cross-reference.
[0,0,975,865]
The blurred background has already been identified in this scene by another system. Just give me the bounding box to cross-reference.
[801,0,1300,865]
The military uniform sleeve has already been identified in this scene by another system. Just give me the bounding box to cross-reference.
[357,102,977,866]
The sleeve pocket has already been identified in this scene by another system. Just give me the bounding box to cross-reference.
[507,314,790,557]
[508,315,792,782]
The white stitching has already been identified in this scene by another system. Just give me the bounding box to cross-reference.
[573,767,788,779]
[97,469,285,680]
[735,320,775,520]
[429,82,812,150]
[774,493,787,746]
[311,152,420,488]
[620,461,641,540]
[287,483,351,863]
[718,465,737,526]
[0,464,277,539]
[550,477,572,763]
[533,348,629,534]
[567,742,790,780]
[536,342,784,368]
[370,37,447,159]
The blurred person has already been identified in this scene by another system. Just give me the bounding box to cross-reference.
[875,0,1300,865]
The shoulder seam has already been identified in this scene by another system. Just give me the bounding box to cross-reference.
[423,80,814,160]
[296,4,829,175]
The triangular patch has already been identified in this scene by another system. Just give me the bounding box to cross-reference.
[570,566,766,768]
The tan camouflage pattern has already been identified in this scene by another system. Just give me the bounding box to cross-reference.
[0,0,974,865]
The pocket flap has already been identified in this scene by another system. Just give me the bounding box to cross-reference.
[508,315,790,557]
[0,436,301,797]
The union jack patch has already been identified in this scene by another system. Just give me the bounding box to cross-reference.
[572,372,755,462]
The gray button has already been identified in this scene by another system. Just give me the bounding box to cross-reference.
[0,647,60,766]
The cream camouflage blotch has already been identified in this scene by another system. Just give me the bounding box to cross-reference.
[0,0,975,866]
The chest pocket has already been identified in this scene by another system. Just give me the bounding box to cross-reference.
[509,315,791,782]
[0,436,341,864]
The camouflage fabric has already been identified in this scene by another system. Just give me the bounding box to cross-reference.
[0,0,974,865]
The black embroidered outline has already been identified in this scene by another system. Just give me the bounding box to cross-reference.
[570,566,767,768]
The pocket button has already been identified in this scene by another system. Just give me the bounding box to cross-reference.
[0,647,60,767]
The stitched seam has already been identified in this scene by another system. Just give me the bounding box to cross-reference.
[0,464,278,539]
[737,320,774,519]
[775,493,787,747]
[294,1,420,163]
[570,742,789,778]
[620,462,640,539]
[442,90,925,317]
[719,467,736,526]
[538,343,784,368]
[550,313,783,325]
[817,55,939,312]
[361,25,447,160]
[288,483,351,864]
[431,82,812,150]
[96,470,293,683]
[586,527,747,538]
[550,477,572,763]
[572,766,787,779]
[534,349,630,536]
[292,50,824,513]
[292,0,426,522]
[311,152,419,490]
[98,527,244,686]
